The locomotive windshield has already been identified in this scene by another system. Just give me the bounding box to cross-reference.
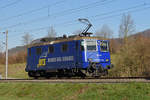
[100,41,109,52]
[81,40,97,51]
[86,40,97,51]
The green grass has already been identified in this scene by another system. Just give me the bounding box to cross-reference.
[0,63,28,79]
[0,83,150,100]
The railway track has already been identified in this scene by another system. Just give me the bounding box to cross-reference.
[0,77,150,83]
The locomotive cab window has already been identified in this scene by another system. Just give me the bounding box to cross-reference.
[62,44,68,52]
[100,41,109,52]
[36,47,42,55]
[48,45,54,53]
[86,40,97,51]
[80,40,97,51]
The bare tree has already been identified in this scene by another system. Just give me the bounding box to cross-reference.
[95,24,113,39]
[47,26,57,37]
[0,42,4,53]
[119,14,135,44]
[0,43,2,53]
[22,33,33,46]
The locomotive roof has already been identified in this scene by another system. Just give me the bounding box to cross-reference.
[28,35,106,48]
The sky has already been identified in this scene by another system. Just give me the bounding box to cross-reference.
[0,0,150,50]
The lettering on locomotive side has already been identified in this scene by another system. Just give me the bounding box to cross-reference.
[48,56,74,62]
[56,57,61,62]
[38,59,46,67]
[62,56,74,61]
[48,58,57,62]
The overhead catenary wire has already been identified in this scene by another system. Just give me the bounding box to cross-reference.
[88,3,147,19]
[0,0,67,22]
[0,0,21,9]
[6,2,150,34]
[1,0,115,29]
[50,0,115,17]
[0,0,112,22]
[7,3,150,39]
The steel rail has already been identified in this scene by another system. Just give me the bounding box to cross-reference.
[0,77,150,83]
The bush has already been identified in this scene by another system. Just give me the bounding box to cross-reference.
[0,51,27,64]
[109,36,150,77]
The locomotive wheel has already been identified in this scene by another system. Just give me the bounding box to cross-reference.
[28,71,40,79]
[57,69,65,78]
[103,69,108,76]
[77,70,87,78]
[28,71,32,77]
[28,71,36,77]
[45,76,50,79]
[34,76,39,79]
[39,71,46,77]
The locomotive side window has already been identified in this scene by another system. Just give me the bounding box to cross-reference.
[100,41,109,52]
[62,44,68,52]
[76,41,78,51]
[28,48,31,56]
[48,45,54,53]
[36,48,42,55]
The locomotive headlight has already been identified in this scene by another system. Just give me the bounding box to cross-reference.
[88,58,92,62]
[106,59,109,62]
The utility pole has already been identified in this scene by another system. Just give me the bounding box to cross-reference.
[3,30,8,79]
[5,30,8,79]
[0,30,8,79]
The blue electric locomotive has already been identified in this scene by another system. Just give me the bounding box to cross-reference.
[25,19,113,78]
[25,36,113,77]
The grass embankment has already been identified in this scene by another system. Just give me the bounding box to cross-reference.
[0,83,150,100]
[0,63,28,79]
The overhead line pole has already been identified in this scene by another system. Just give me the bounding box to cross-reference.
[5,30,8,79]
[0,30,8,79]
